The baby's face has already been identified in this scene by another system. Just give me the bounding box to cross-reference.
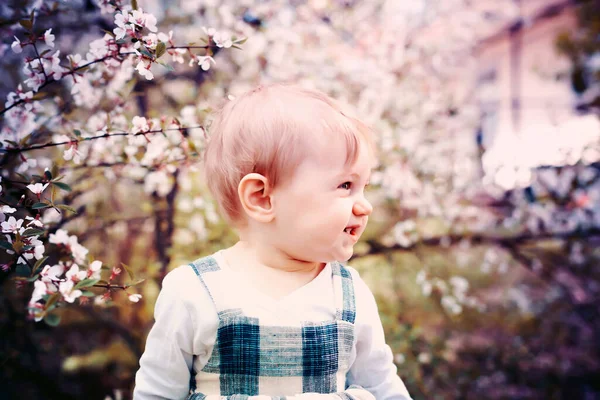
[269,138,374,263]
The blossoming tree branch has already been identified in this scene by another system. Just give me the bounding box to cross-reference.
[0,0,244,325]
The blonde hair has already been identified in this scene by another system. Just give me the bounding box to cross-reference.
[203,83,374,225]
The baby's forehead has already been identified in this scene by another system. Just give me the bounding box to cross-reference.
[294,137,375,173]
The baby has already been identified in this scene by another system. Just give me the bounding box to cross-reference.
[133,84,412,399]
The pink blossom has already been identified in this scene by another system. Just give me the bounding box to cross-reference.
[114,12,133,40]
[202,27,216,37]
[157,31,173,44]
[144,13,158,33]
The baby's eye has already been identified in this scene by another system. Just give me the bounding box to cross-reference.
[339,182,352,190]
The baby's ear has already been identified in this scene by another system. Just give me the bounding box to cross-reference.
[237,173,275,223]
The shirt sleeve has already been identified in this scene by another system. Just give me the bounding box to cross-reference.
[346,269,412,400]
[133,266,216,400]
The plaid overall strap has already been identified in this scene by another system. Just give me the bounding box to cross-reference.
[187,257,365,399]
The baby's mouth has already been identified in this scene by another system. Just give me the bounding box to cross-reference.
[343,226,359,236]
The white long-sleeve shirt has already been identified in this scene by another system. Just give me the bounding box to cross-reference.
[133,251,412,400]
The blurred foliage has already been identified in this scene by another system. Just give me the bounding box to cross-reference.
[555,0,600,113]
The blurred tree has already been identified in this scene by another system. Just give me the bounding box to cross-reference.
[555,0,600,113]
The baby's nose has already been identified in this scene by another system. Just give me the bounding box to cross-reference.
[353,198,373,216]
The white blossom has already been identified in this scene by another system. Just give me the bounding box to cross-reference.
[41,264,65,283]
[49,229,70,245]
[1,206,16,214]
[131,116,150,134]
[441,295,463,315]
[69,239,89,265]
[44,29,55,48]
[63,145,83,164]
[26,183,49,195]
[128,293,142,303]
[30,280,48,305]
[135,60,154,80]
[59,280,82,303]
[89,260,102,279]
[1,216,24,233]
[418,353,431,364]
[449,276,469,293]
[25,216,44,228]
[213,32,232,49]
[66,264,87,281]
[11,36,23,53]
[197,56,216,71]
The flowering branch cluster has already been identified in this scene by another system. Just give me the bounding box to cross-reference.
[0,0,243,324]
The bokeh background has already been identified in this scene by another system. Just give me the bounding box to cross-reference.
[1,0,599,399]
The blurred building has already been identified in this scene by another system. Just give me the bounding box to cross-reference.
[473,0,600,189]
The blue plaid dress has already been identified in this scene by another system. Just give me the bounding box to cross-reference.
[186,255,361,399]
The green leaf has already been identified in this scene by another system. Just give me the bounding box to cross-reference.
[102,29,116,38]
[157,60,174,72]
[0,240,13,251]
[126,278,145,287]
[139,46,153,59]
[132,0,138,10]
[26,274,40,282]
[234,37,248,45]
[19,19,32,31]
[231,45,243,50]
[52,182,72,192]
[51,165,59,179]
[32,202,50,209]
[74,278,100,290]
[31,92,46,100]
[74,129,82,137]
[33,256,49,274]
[16,173,31,182]
[22,228,45,237]
[121,262,135,280]
[44,313,61,327]
[156,41,167,58]
[45,292,60,309]
[81,291,95,297]
[56,204,77,214]
[15,263,30,277]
